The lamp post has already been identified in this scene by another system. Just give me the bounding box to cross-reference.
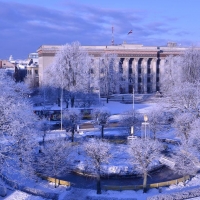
[132,87,134,111]
[131,126,134,135]
[141,114,150,139]
[77,124,79,133]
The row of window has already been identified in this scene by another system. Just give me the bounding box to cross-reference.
[27,69,38,75]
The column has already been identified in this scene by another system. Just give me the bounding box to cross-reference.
[133,58,139,93]
[142,58,148,94]
[159,59,165,91]
[152,58,157,93]
[115,58,121,94]
[122,58,130,93]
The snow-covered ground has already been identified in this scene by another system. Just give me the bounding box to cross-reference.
[2,100,200,200]
[3,175,200,200]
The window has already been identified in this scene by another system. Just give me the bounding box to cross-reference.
[90,68,94,74]
[35,70,38,75]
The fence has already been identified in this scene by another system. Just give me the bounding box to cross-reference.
[37,174,71,187]
[103,175,191,191]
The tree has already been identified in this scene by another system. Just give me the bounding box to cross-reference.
[44,41,94,129]
[38,118,51,145]
[24,74,37,89]
[83,138,112,194]
[160,55,182,95]
[162,82,200,114]
[92,109,110,138]
[171,142,199,177]
[63,110,81,142]
[147,106,166,140]
[161,48,200,114]
[170,117,200,177]
[172,112,195,142]
[119,110,141,135]
[0,70,39,182]
[99,53,121,103]
[35,139,72,188]
[127,138,164,192]
[158,47,200,183]
[181,47,200,83]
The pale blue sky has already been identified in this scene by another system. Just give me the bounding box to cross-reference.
[0,0,199,59]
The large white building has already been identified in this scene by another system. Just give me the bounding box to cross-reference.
[37,42,186,94]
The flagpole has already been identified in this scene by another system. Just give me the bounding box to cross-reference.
[133,86,134,111]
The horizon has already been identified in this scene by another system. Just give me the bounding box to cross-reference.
[0,0,199,59]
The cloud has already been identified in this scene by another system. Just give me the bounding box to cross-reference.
[0,1,190,59]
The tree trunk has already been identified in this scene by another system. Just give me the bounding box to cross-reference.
[153,131,156,140]
[60,89,63,130]
[19,157,23,169]
[42,133,46,145]
[54,177,57,188]
[58,98,60,107]
[71,97,75,108]
[66,100,69,108]
[71,128,75,142]
[143,171,148,193]
[106,96,109,103]
[101,125,104,138]
[96,175,101,194]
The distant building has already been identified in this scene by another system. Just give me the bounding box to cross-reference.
[37,42,186,94]
[26,53,39,87]
[1,53,39,86]
[0,59,15,77]
[0,59,15,69]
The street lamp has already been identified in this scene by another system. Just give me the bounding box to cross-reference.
[141,114,150,139]
[131,126,134,135]
[77,124,79,133]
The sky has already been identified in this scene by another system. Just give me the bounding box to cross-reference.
[0,0,200,59]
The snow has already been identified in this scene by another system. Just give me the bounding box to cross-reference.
[2,100,200,200]
[4,190,45,200]
[2,157,200,200]
[100,100,154,115]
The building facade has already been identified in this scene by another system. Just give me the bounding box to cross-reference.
[37,42,186,94]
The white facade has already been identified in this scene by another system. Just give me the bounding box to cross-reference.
[37,43,186,94]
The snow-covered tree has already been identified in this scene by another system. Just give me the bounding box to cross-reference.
[171,142,199,177]
[24,74,37,89]
[0,70,39,181]
[119,110,141,135]
[44,41,94,129]
[38,86,58,106]
[181,47,200,83]
[173,112,195,142]
[127,138,164,192]
[63,110,81,142]
[35,139,72,188]
[99,53,120,103]
[38,118,51,145]
[154,48,200,186]
[147,106,166,140]
[161,48,200,114]
[83,138,112,194]
[92,109,111,138]
[163,82,200,114]
[160,55,182,95]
